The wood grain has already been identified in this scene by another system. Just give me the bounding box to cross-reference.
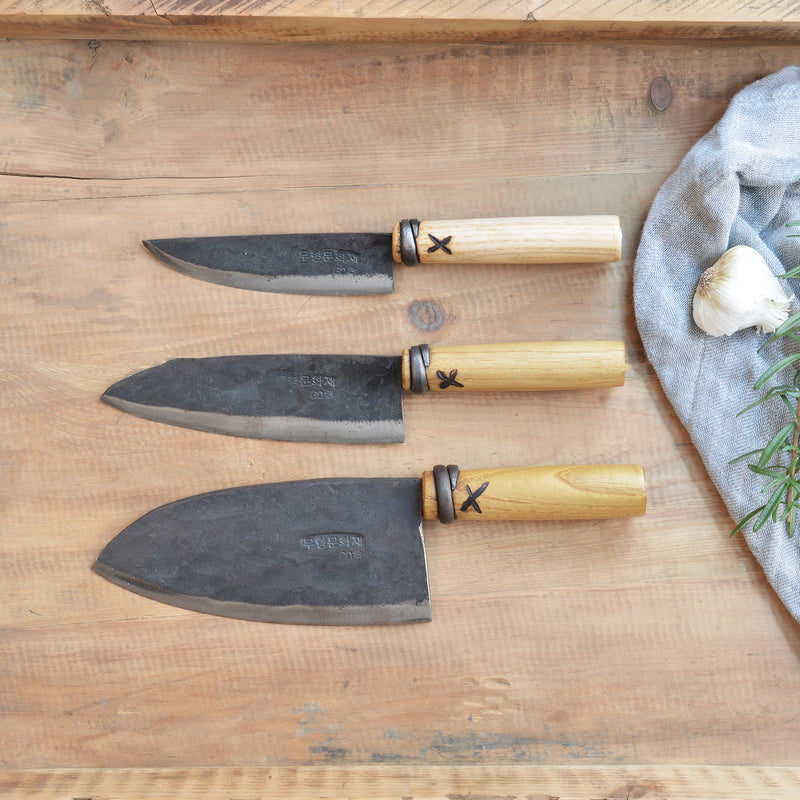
[391,216,622,264]
[0,0,798,42]
[401,340,627,392]
[4,764,800,799]
[420,464,646,521]
[1,29,800,795]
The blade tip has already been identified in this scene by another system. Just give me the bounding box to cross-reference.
[142,239,177,264]
[91,555,115,581]
[142,239,163,258]
[100,388,123,408]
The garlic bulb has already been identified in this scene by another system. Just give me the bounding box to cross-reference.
[692,245,793,336]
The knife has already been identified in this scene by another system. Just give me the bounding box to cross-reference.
[93,462,647,625]
[102,340,627,444]
[143,215,623,295]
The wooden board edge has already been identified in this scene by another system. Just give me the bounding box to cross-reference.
[2,765,800,799]
[0,15,799,43]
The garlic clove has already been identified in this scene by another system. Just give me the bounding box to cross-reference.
[692,245,793,337]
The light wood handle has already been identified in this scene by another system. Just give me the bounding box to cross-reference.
[422,464,646,522]
[391,216,622,265]
[401,341,626,393]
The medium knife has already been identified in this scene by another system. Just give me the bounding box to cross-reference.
[143,215,623,295]
[93,462,647,625]
[102,340,627,444]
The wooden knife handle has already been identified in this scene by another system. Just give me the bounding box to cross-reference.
[391,216,622,265]
[401,341,626,393]
[421,464,646,522]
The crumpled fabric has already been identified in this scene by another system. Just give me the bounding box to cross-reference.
[633,65,800,622]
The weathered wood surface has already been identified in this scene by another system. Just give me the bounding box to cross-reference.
[0,0,799,41]
[5,765,800,799]
[1,31,800,798]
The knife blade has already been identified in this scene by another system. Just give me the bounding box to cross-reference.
[93,462,647,625]
[143,215,623,295]
[101,340,627,444]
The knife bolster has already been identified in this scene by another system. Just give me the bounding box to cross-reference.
[405,343,431,394]
[432,464,460,523]
[392,219,421,266]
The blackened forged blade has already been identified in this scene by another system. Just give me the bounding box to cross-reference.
[93,477,430,625]
[102,353,404,444]
[143,232,395,295]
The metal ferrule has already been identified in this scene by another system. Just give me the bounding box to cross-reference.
[408,343,431,394]
[398,218,421,266]
[433,464,460,524]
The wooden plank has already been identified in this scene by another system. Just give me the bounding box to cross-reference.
[0,39,780,182]
[0,0,799,42]
[2,33,800,789]
[4,764,800,799]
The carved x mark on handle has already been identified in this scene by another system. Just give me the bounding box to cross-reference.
[436,369,464,389]
[426,234,453,255]
[460,481,489,514]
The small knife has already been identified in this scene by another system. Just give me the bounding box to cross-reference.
[143,215,623,295]
[102,340,627,444]
[93,462,647,625]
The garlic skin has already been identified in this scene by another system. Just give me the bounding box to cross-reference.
[692,245,793,336]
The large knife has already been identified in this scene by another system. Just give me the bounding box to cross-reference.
[143,215,622,295]
[93,462,647,625]
[102,340,627,444]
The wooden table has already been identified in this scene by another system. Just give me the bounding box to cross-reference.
[2,4,800,797]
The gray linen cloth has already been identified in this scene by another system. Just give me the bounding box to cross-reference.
[633,66,800,621]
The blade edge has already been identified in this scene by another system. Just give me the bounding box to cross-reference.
[101,393,405,444]
[92,558,432,625]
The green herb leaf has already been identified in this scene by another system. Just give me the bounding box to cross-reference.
[730,449,764,464]
[748,464,788,479]
[753,352,800,389]
[758,423,796,467]
[731,505,765,536]
[754,487,786,530]
[760,311,800,348]
[738,387,800,415]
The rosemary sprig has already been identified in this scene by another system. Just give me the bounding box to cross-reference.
[731,259,800,538]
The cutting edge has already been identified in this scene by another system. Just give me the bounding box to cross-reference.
[92,558,432,624]
[100,392,406,444]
